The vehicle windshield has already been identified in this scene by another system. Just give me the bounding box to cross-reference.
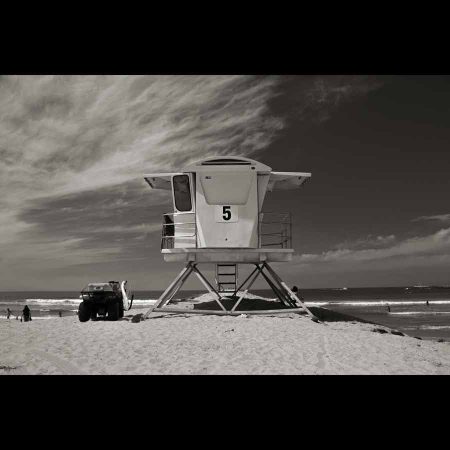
[82,283,114,292]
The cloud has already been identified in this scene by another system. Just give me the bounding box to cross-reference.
[0,76,284,267]
[294,228,450,265]
[0,75,284,203]
[95,224,161,234]
[0,75,385,287]
[276,75,384,125]
[412,213,450,223]
[303,76,382,123]
[0,75,383,215]
[268,227,450,288]
[334,234,396,251]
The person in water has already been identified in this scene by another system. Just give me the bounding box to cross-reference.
[21,305,32,322]
[6,308,12,319]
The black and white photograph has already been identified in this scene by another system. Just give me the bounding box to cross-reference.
[1,74,450,375]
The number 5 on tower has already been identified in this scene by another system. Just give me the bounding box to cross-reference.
[215,205,238,222]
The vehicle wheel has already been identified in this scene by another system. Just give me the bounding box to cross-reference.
[107,301,119,321]
[78,302,91,322]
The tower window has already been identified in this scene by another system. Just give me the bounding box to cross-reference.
[173,175,192,212]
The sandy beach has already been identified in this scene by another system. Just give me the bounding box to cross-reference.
[1,294,450,375]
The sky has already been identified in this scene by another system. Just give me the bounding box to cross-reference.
[1,75,450,291]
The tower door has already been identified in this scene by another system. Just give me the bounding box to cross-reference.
[170,174,196,248]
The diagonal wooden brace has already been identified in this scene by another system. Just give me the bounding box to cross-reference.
[263,262,320,322]
[143,262,194,318]
[191,265,227,311]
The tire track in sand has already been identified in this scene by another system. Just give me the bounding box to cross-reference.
[33,350,87,375]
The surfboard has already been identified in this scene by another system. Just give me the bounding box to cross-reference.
[120,280,133,311]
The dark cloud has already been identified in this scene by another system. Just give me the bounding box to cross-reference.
[25,94,73,120]
[17,180,168,261]
[270,75,384,126]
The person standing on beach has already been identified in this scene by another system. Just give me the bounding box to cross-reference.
[291,286,305,307]
[6,308,12,319]
[21,305,32,322]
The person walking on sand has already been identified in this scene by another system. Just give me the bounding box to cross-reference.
[291,286,305,307]
[6,308,12,319]
[21,305,32,322]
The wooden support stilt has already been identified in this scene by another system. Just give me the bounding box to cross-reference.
[255,264,294,307]
[191,265,227,312]
[144,262,194,318]
[143,261,321,322]
[232,266,259,297]
[150,307,307,316]
[263,262,320,322]
[230,266,261,312]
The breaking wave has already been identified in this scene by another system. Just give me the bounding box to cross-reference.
[0,298,157,306]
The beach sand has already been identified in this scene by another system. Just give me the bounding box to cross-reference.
[1,294,450,375]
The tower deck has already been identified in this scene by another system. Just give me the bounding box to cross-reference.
[161,248,294,263]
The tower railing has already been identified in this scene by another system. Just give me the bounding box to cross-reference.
[160,211,292,250]
[161,212,197,249]
[259,212,292,249]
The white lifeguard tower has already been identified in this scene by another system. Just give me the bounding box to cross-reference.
[143,156,318,320]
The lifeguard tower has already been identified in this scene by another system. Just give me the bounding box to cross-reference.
[142,156,318,321]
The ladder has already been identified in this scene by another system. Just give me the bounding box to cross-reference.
[215,264,238,293]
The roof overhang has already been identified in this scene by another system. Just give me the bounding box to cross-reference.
[143,167,312,192]
[144,173,184,190]
[267,172,311,191]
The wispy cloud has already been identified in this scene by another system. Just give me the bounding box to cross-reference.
[0,75,385,288]
[0,76,283,262]
[334,234,396,251]
[295,228,450,265]
[1,75,382,213]
[412,213,450,223]
[0,75,283,203]
[267,227,450,288]
[278,75,383,124]
[303,76,382,123]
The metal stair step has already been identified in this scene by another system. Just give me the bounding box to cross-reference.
[215,263,238,292]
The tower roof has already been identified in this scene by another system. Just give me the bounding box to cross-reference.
[183,156,272,173]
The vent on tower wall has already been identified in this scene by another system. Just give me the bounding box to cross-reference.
[201,158,251,166]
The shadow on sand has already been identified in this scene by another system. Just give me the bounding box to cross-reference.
[307,307,373,323]
[120,298,412,339]
[128,300,412,339]
[191,296,286,312]
[183,296,375,324]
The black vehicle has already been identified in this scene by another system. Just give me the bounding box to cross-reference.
[78,280,133,322]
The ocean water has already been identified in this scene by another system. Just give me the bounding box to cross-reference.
[1,286,450,341]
